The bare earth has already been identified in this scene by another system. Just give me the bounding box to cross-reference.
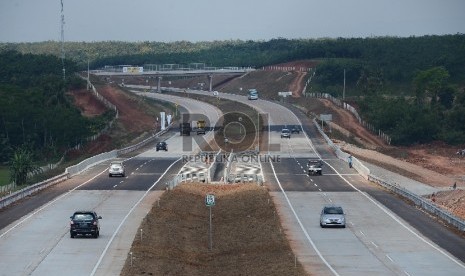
[295,97,465,221]
[70,67,465,274]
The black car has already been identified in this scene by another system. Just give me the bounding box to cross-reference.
[156,141,168,151]
[70,211,102,238]
[291,125,300,134]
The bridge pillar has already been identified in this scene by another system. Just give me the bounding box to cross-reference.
[157,76,162,92]
[208,74,213,92]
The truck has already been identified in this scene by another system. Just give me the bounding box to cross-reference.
[180,123,191,136]
[307,158,323,175]
[196,120,206,135]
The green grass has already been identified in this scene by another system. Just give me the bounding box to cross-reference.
[0,167,10,186]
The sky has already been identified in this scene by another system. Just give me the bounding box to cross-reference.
[1,0,464,42]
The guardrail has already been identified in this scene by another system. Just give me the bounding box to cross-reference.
[0,173,69,209]
[369,175,465,231]
[0,127,170,210]
[313,118,465,232]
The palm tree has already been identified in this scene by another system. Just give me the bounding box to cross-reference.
[9,147,42,187]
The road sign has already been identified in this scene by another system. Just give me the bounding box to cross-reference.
[320,114,332,121]
[205,194,215,206]
[278,91,293,97]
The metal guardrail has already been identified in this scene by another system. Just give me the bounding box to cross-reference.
[0,173,68,209]
[369,175,465,231]
[0,127,170,210]
[313,118,465,232]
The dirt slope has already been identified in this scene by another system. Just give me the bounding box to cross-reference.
[293,94,465,221]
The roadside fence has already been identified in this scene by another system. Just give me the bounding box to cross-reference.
[307,92,391,145]
[313,118,465,232]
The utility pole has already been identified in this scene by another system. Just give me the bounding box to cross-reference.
[60,0,66,81]
[343,69,346,100]
[87,60,90,90]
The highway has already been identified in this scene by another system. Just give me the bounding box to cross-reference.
[1,88,465,275]
[0,96,221,276]
[162,88,465,275]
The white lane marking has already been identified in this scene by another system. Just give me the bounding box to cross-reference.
[269,160,340,276]
[371,241,379,248]
[113,185,117,188]
[289,111,465,269]
[90,157,182,276]
[0,168,108,239]
[360,230,366,237]
[386,254,394,263]
[322,160,465,269]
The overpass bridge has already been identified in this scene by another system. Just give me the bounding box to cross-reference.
[91,65,253,92]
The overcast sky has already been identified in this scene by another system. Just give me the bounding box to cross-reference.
[1,0,464,42]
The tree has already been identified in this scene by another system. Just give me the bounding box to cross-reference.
[9,147,42,186]
[413,67,450,106]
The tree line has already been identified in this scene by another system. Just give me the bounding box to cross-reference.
[1,35,464,147]
[0,51,112,184]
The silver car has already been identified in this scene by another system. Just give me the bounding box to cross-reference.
[109,161,125,177]
[280,128,291,138]
[320,205,346,228]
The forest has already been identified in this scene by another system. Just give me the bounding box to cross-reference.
[0,51,111,166]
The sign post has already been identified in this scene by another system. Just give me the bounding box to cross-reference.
[205,194,215,251]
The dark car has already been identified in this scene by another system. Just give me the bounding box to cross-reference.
[156,141,168,151]
[291,125,300,134]
[70,211,102,238]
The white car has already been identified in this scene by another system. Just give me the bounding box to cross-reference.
[320,205,346,228]
[109,161,125,177]
[280,128,291,138]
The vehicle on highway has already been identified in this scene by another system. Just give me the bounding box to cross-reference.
[291,125,300,134]
[180,122,191,136]
[248,89,258,100]
[156,141,168,151]
[196,120,206,135]
[307,158,323,175]
[320,205,346,228]
[280,128,291,138]
[108,161,125,177]
[70,211,102,238]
